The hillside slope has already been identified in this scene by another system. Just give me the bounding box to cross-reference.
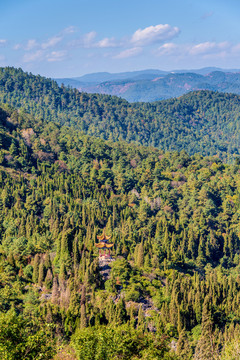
[1,67,240,162]
[1,101,240,358]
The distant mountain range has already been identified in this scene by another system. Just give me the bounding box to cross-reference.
[55,67,240,102]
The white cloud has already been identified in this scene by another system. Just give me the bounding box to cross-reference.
[14,35,63,53]
[69,24,180,50]
[22,48,67,63]
[114,47,142,59]
[41,36,62,49]
[82,31,97,47]
[25,39,38,50]
[131,24,180,46]
[67,23,180,53]
[96,37,118,48]
[62,26,76,34]
[13,40,38,51]
[14,26,76,53]
[47,50,67,62]
[13,44,21,50]
[71,32,120,49]
[190,41,230,55]
[155,41,235,60]
[157,43,179,55]
[23,50,44,63]
[0,39,7,46]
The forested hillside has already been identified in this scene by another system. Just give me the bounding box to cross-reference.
[1,102,240,358]
[1,67,240,162]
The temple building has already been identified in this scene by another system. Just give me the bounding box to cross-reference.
[95,228,114,258]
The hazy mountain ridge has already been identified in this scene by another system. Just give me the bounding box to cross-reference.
[56,68,240,102]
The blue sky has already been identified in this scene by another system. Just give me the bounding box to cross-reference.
[0,0,239,77]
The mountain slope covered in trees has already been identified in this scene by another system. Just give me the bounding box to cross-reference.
[1,102,240,358]
[1,67,240,162]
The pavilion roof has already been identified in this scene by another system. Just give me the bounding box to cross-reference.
[95,242,113,248]
[97,228,111,241]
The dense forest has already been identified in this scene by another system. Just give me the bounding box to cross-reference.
[1,68,240,358]
[0,96,240,359]
[1,67,240,162]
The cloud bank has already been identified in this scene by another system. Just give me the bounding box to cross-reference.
[6,23,240,69]
[156,41,236,59]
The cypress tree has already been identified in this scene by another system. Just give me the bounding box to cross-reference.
[115,298,127,325]
[9,139,18,156]
[32,254,40,283]
[177,307,182,335]
[194,296,216,360]
[144,253,151,269]
[46,304,53,323]
[45,268,53,289]
[59,262,67,281]
[81,285,86,305]
[137,242,144,268]
[38,260,45,286]
[51,276,59,304]
[80,303,87,329]
[137,304,144,331]
[44,253,51,270]
[176,329,192,360]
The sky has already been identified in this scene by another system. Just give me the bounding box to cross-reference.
[0,0,240,78]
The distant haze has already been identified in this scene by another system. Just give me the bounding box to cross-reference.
[55,67,240,102]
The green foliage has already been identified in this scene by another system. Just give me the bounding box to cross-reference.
[1,67,240,162]
[0,309,55,359]
[71,325,177,360]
